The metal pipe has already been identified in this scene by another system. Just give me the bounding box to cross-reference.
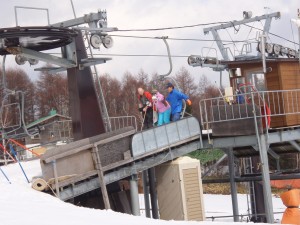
[202,154,227,178]
[148,167,159,219]
[261,33,267,73]
[142,170,151,218]
[70,0,77,18]
[129,174,140,216]
[0,166,11,184]
[258,135,274,223]
[202,173,300,184]
[14,6,50,26]
[157,37,172,78]
[289,140,300,152]
[52,160,60,199]
[227,148,239,222]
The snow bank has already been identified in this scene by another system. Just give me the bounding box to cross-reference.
[0,160,283,225]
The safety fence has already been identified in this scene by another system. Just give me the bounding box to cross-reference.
[200,89,300,132]
[206,211,284,222]
[104,116,138,132]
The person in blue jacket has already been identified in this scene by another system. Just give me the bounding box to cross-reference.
[166,82,192,122]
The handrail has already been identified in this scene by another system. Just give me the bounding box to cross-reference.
[200,89,300,128]
[103,116,137,132]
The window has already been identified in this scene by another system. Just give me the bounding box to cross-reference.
[246,72,267,91]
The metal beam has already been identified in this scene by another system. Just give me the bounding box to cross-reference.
[130,174,140,216]
[226,148,239,222]
[202,154,227,178]
[142,170,151,218]
[258,135,274,223]
[203,173,300,183]
[148,167,159,219]
[60,178,100,201]
[203,12,280,61]
[268,147,280,171]
[268,129,300,144]
[289,140,300,152]
[211,29,230,60]
[51,12,107,28]
[7,47,76,68]
[203,12,280,34]
[267,148,280,160]
[79,57,112,69]
[202,128,300,149]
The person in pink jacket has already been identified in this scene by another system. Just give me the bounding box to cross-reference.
[151,89,171,126]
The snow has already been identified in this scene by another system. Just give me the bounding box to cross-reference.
[0,159,285,225]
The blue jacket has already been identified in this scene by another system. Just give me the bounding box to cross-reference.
[166,89,189,115]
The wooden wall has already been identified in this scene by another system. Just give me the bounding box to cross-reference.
[229,60,300,128]
[279,62,300,126]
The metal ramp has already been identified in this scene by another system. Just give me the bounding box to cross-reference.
[40,117,202,201]
[131,117,200,158]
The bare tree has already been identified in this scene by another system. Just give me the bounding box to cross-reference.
[174,67,197,96]
[98,73,122,117]
[35,70,69,117]
[137,69,149,86]
[150,72,168,96]
[1,68,35,124]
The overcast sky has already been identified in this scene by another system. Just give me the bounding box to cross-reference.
[0,0,299,86]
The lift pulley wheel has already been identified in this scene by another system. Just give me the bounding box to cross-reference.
[0,26,78,55]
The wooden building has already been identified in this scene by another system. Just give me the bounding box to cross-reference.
[25,109,72,146]
[225,58,300,128]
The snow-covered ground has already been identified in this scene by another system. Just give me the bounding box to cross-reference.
[0,160,285,225]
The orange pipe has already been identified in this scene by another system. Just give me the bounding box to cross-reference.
[8,139,40,157]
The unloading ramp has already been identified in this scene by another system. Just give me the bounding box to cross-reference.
[40,117,202,201]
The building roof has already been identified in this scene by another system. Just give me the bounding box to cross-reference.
[26,109,71,129]
[221,57,299,66]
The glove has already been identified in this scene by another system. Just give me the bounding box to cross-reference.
[146,101,152,107]
[186,99,192,106]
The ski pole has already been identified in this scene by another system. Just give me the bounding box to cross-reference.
[140,106,148,131]
[0,166,11,184]
[9,144,29,183]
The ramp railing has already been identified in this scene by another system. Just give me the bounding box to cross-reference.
[104,116,138,132]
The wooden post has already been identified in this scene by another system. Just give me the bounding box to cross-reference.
[91,146,111,209]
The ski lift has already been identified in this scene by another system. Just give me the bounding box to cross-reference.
[0,55,38,139]
[155,36,187,119]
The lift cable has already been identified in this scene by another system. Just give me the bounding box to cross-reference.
[108,21,230,32]
[243,23,300,46]
[92,53,189,58]
[109,34,258,43]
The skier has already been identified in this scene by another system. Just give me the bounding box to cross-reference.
[137,87,154,130]
[151,89,171,126]
[166,82,191,122]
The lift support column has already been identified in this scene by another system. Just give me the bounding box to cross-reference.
[226,148,239,222]
[148,167,159,219]
[142,170,151,218]
[67,33,106,140]
[130,174,140,216]
[259,135,274,223]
